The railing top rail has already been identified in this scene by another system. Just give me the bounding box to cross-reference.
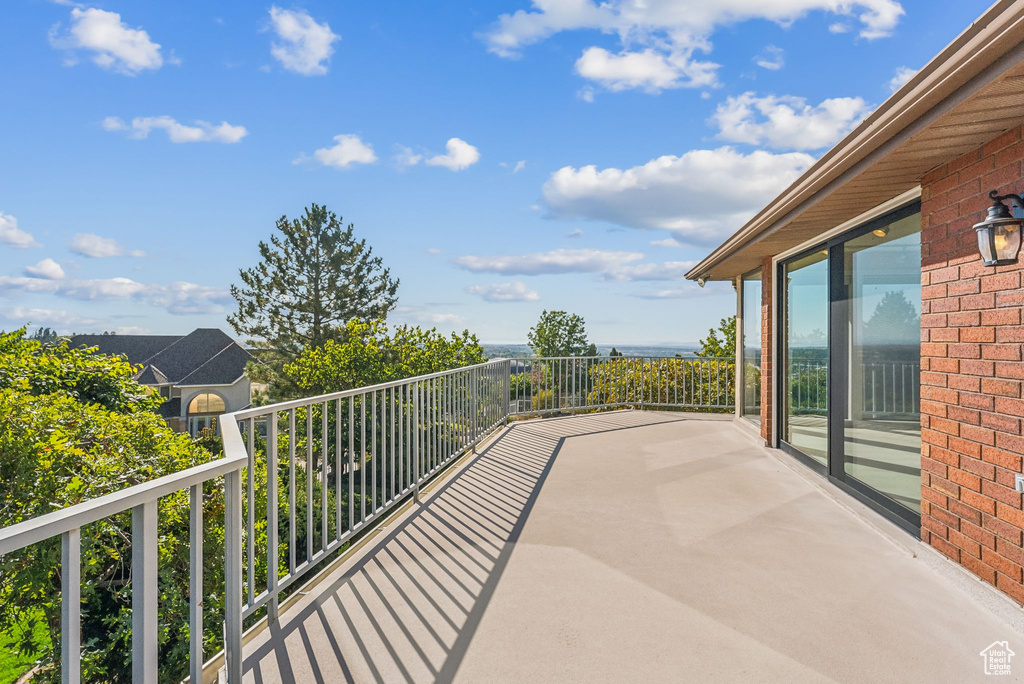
[0,451,247,556]
[229,358,508,420]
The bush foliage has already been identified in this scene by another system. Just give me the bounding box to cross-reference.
[0,329,220,683]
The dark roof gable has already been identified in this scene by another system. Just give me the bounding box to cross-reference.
[178,341,253,386]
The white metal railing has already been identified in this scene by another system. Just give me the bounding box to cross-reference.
[0,354,733,683]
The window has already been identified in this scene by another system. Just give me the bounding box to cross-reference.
[781,250,829,466]
[187,392,226,415]
[742,269,763,423]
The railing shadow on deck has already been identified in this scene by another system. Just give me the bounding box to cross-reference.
[240,410,693,684]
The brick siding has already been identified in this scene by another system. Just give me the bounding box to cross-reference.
[921,124,1024,605]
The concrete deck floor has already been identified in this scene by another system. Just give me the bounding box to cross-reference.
[240,410,1022,683]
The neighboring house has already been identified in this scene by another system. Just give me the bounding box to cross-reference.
[687,2,1024,606]
[70,328,255,436]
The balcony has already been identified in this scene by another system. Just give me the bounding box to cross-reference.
[233,409,1018,683]
[0,357,1018,683]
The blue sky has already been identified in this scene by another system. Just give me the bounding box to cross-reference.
[0,0,989,345]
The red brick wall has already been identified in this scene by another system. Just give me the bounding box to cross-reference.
[920,124,1024,605]
[760,256,774,444]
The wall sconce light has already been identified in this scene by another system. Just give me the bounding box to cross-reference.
[974,190,1023,266]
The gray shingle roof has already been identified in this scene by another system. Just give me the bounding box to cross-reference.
[69,334,182,366]
[178,342,252,386]
[71,328,253,387]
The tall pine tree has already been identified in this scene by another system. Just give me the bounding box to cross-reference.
[229,204,399,397]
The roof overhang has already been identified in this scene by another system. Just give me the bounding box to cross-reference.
[687,0,1024,281]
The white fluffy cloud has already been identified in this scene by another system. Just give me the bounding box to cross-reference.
[754,45,784,71]
[394,145,423,169]
[632,283,728,299]
[455,248,643,276]
[481,0,903,93]
[425,138,481,171]
[888,66,917,92]
[455,248,694,283]
[24,258,65,280]
[306,134,378,168]
[268,6,340,76]
[0,307,101,330]
[50,8,165,75]
[467,281,540,302]
[0,212,41,249]
[70,233,146,258]
[0,275,230,315]
[604,260,696,282]
[102,116,248,143]
[575,45,717,92]
[542,146,814,243]
[711,92,870,150]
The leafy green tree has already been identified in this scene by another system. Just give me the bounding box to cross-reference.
[696,316,737,358]
[609,347,623,357]
[527,310,592,357]
[229,204,400,398]
[283,318,486,395]
[0,330,218,683]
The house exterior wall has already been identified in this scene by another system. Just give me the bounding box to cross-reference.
[178,376,252,419]
[759,256,774,444]
[920,124,1024,605]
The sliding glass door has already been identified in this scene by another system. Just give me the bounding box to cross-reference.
[781,250,829,466]
[839,213,922,515]
[778,203,922,530]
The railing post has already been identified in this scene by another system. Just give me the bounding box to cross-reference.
[131,500,158,683]
[61,528,81,684]
[224,468,243,683]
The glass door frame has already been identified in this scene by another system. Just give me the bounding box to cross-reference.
[776,201,922,536]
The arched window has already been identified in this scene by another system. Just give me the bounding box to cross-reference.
[188,392,226,415]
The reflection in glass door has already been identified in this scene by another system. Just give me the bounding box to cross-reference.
[782,250,828,465]
[841,214,922,514]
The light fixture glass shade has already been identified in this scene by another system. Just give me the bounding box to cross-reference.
[974,193,1024,266]
[975,219,1022,266]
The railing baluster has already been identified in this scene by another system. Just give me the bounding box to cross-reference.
[361,392,367,523]
[267,413,279,622]
[131,500,158,683]
[224,468,243,684]
[321,402,328,552]
[306,409,313,563]
[349,397,355,533]
[246,418,254,606]
[336,399,343,539]
[61,528,81,684]
[288,410,296,573]
[374,389,378,511]
[189,484,203,684]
